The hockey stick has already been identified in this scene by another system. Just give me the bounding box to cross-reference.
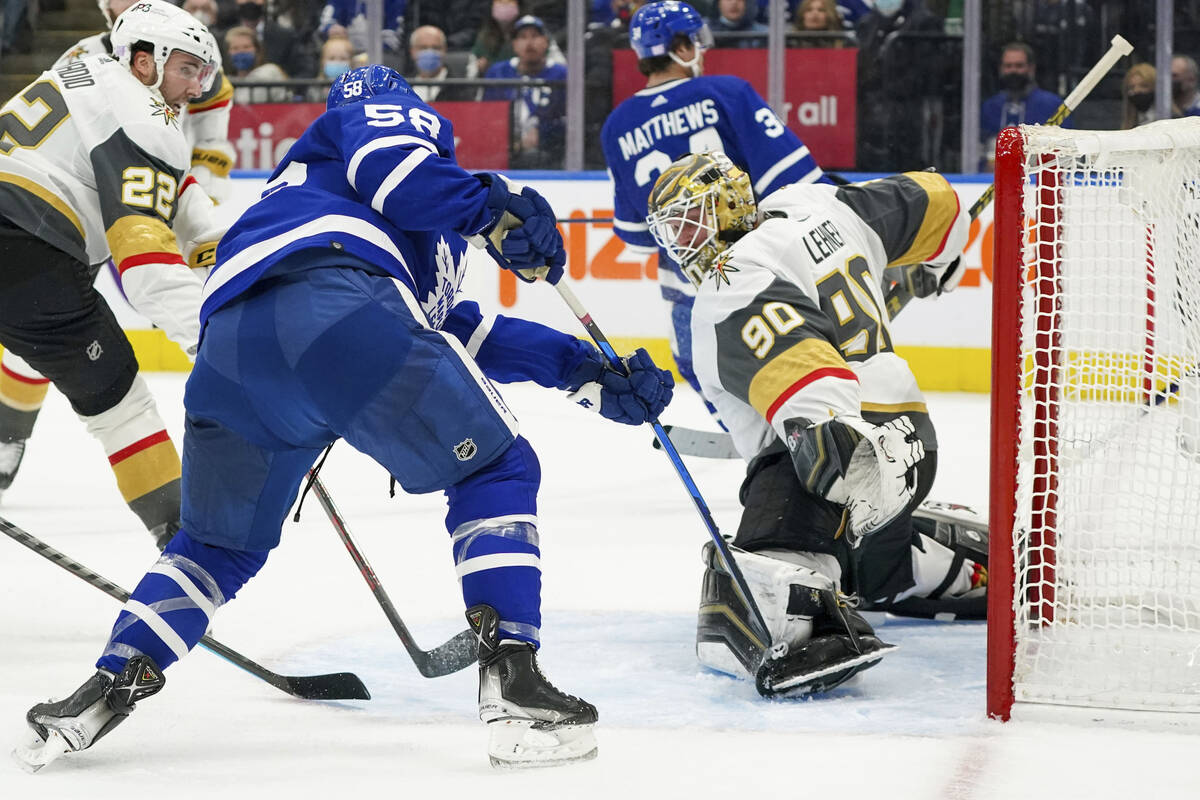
[0,515,370,701]
[652,424,739,460]
[884,34,1134,318]
[306,473,479,678]
[551,280,774,651]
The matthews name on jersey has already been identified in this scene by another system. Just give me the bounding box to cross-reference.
[0,54,193,274]
[690,172,968,461]
[601,75,826,262]
[57,32,236,195]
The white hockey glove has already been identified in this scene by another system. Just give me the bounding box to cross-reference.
[834,415,926,539]
[188,163,231,206]
[897,256,963,300]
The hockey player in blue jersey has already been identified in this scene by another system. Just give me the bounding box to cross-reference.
[16,65,673,772]
[601,0,829,417]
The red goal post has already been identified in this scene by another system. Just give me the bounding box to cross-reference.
[989,118,1200,722]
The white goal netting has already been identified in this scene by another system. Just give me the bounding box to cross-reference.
[1010,118,1200,712]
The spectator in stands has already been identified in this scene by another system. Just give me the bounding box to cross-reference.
[1121,63,1158,129]
[223,0,315,80]
[979,43,1065,168]
[980,43,1063,133]
[855,0,944,171]
[483,15,566,169]
[791,0,851,47]
[602,0,655,30]
[1172,55,1200,117]
[709,0,767,47]
[472,0,522,78]
[318,0,406,59]
[225,26,293,104]
[183,0,219,29]
[406,25,476,103]
[304,34,354,101]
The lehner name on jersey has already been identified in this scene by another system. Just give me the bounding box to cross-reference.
[614,98,720,161]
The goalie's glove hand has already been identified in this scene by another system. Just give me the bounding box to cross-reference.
[472,174,565,284]
[842,416,925,538]
[900,256,963,299]
[565,347,674,425]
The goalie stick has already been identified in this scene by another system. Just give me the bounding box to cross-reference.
[883,34,1134,318]
[653,424,739,460]
[307,473,478,678]
[551,280,774,652]
[0,514,370,701]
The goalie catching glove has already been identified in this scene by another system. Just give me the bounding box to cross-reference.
[563,346,674,425]
[470,173,566,284]
[784,414,927,539]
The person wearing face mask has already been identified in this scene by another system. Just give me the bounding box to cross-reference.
[707,0,766,47]
[224,26,292,104]
[979,43,1066,169]
[405,24,475,104]
[1121,63,1158,130]
[1171,55,1200,118]
[305,34,356,100]
[228,0,316,81]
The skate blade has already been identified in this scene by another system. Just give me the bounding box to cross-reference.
[487,719,598,769]
[12,728,72,774]
[768,642,899,694]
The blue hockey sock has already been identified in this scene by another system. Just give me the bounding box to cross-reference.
[96,531,270,674]
[446,436,542,645]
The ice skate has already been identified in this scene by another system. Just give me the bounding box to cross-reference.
[0,438,26,499]
[13,655,164,773]
[466,604,597,768]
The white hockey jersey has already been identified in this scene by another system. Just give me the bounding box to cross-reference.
[0,55,210,353]
[690,172,969,462]
[56,33,236,202]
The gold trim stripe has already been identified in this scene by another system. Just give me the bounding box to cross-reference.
[106,215,181,267]
[698,603,767,650]
[0,370,49,411]
[861,400,929,415]
[890,171,959,267]
[0,171,84,239]
[110,439,182,502]
[748,338,851,419]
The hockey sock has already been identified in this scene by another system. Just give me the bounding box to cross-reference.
[0,351,49,443]
[96,530,269,674]
[80,375,182,533]
[446,437,542,646]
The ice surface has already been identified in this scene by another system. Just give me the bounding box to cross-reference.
[0,376,1195,798]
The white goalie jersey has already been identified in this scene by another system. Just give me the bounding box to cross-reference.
[689,172,969,463]
[0,55,216,355]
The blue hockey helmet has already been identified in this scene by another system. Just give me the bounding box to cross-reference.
[327,64,412,111]
[629,1,712,60]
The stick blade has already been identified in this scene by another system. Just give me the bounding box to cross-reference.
[414,629,478,678]
[282,672,371,700]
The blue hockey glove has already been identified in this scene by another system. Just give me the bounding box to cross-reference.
[471,174,566,284]
[565,347,675,426]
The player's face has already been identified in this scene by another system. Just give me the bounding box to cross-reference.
[159,50,210,109]
[666,202,710,253]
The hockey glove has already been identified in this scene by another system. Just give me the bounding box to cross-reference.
[898,257,963,300]
[565,347,675,425]
[838,416,926,539]
[472,174,566,284]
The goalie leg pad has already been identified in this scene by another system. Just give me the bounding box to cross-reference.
[734,445,847,555]
[697,541,837,679]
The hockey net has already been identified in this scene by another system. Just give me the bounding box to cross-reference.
[989,118,1200,720]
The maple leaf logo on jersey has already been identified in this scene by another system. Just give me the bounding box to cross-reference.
[149,97,180,128]
[709,253,739,289]
[421,236,466,329]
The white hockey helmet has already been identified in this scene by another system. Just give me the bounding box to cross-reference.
[110,0,218,93]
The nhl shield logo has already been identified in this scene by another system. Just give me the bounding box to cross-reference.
[453,438,478,461]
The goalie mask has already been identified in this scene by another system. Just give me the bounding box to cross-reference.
[646,151,756,286]
[110,0,218,93]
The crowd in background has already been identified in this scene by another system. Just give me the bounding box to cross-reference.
[7,0,1200,171]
